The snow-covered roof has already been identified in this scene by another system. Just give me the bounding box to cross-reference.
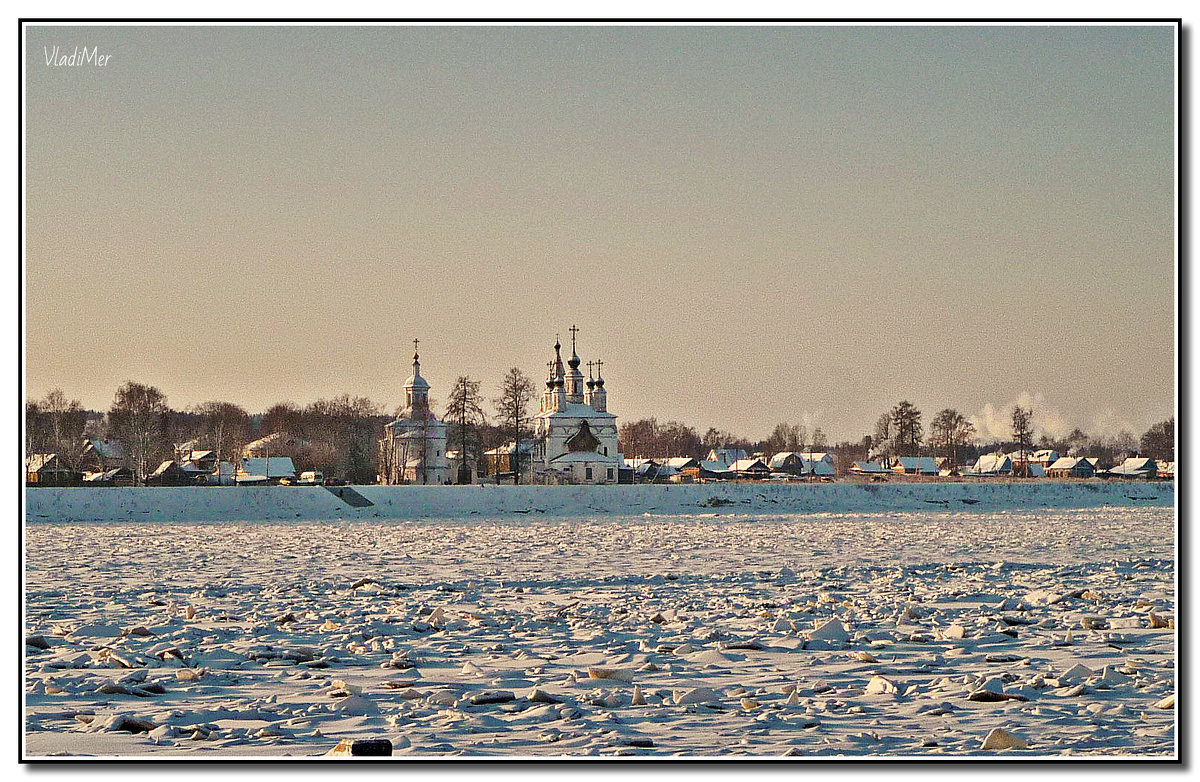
[973,453,1012,474]
[1108,457,1157,476]
[768,452,802,468]
[243,432,285,451]
[706,448,747,466]
[26,453,60,471]
[149,460,178,477]
[1048,456,1080,471]
[404,371,430,391]
[697,461,734,473]
[895,456,939,473]
[484,440,537,456]
[85,439,124,458]
[798,452,833,464]
[83,468,127,482]
[238,457,296,479]
[664,457,698,469]
[537,402,616,421]
[548,451,620,464]
[729,458,769,472]
[809,460,835,476]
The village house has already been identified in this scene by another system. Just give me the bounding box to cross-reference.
[892,456,940,475]
[83,467,134,486]
[706,448,747,467]
[970,452,1013,476]
[236,456,296,484]
[851,460,891,476]
[145,460,194,487]
[682,460,735,481]
[485,440,536,482]
[1046,456,1097,478]
[80,438,125,473]
[25,453,82,486]
[1105,456,1158,479]
[728,457,771,479]
[768,452,805,475]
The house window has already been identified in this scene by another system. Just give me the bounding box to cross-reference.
[586,467,593,480]
[603,446,608,456]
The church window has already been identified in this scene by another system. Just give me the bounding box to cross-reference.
[586,467,593,480]
[607,468,614,480]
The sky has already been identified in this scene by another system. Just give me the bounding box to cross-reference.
[22,23,1176,444]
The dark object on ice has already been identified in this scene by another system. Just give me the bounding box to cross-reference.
[924,499,949,505]
[108,716,158,733]
[722,640,765,651]
[701,496,736,507]
[960,498,980,505]
[968,690,1028,702]
[1000,615,1036,626]
[25,635,50,650]
[470,690,516,705]
[623,738,655,748]
[328,738,393,756]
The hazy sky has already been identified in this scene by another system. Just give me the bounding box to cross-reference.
[24,23,1176,443]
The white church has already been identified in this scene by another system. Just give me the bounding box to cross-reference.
[378,341,450,485]
[532,327,624,484]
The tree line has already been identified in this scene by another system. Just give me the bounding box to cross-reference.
[27,382,1174,484]
[25,368,543,485]
[617,401,1174,474]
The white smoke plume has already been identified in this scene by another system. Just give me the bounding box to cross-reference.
[969,391,1071,444]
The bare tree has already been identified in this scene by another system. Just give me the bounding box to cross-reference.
[27,389,88,470]
[930,408,976,469]
[873,413,892,460]
[445,376,486,484]
[108,381,170,485]
[890,401,923,457]
[1140,417,1174,462]
[194,401,250,466]
[493,368,535,485]
[1011,405,1034,477]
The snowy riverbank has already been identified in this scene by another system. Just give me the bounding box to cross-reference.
[25,480,1173,524]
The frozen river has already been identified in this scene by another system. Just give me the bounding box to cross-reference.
[24,507,1176,758]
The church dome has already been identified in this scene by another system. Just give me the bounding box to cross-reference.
[405,350,430,390]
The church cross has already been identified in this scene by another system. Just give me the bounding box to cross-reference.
[595,359,603,374]
[569,324,579,351]
[412,337,419,354]
[587,360,595,378]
